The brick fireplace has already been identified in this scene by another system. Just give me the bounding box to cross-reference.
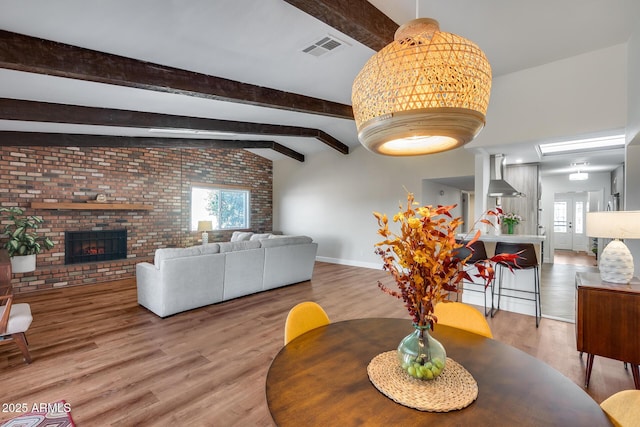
[0,146,273,294]
[65,229,127,265]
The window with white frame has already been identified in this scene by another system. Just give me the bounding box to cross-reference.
[574,201,584,234]
[191,185,250,231]
[553,201,568,232]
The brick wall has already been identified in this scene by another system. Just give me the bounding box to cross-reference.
[0,146,272,294]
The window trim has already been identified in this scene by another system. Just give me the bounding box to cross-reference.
[191,183,251,231]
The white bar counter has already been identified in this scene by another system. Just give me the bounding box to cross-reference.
[456,233,545,244]
[456,233,547,320]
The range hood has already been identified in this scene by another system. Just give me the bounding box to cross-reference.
[488,154,524,197]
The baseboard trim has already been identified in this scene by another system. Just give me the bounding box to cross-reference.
[541,314,575,324]
[315,256,381,270]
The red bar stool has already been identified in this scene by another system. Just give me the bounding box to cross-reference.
[492,242,541,327]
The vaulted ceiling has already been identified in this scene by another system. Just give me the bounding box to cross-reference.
[0,0,638,168]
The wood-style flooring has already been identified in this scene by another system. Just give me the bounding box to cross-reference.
[1,261,634,426]
[539,250,598,322]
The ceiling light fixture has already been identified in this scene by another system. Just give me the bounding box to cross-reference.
[539,134,625,156]
[351,2,491,156]
[569,171,588,181]
[569,161,589,180]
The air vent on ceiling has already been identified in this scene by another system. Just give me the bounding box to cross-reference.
[302,35,345,57]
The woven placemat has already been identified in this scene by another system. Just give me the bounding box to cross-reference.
[367,351,478,412]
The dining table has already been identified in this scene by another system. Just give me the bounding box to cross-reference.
[265,317,612,426]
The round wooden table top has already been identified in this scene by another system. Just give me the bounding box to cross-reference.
[266,318,612,426]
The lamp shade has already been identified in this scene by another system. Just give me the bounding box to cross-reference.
[586,211,640,283]
[197,220,213,232]
[351,18,491,156]
[586,211,640,239]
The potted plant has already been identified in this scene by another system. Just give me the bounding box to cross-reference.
[0,207,55,273]
[500,212,522,235]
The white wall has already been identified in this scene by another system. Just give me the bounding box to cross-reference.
[421,180,463,220]
[273,144,475,267]
[273,41,632,269]
[625,16,640,275]
[469,44,627,150]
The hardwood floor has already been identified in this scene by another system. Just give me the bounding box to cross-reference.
[539,251,599,322]
[1,262,635,426]
[554,250,597,267]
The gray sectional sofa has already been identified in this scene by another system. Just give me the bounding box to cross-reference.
[135,233,318,317]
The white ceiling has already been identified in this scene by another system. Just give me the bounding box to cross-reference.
[0,0,637,173]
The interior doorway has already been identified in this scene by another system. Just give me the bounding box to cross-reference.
[553,193,589,253]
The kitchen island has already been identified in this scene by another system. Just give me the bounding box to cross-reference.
[456,233,546,320]
[457,233,546,244]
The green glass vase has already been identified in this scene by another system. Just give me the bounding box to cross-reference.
[507,222,514,234]
[397,324,446,380]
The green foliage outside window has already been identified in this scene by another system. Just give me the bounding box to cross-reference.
[192,186,249,230]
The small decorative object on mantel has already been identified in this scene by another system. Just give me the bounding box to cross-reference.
[372,191,519,387]
[500,212,522,235]
[85,193,108,204]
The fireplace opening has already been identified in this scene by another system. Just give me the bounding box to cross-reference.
[65,229,127,265]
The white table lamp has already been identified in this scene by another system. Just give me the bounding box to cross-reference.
[197,220,213,245]
[586,211,640,284]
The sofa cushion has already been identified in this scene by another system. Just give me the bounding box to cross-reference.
[230,231,253,242]
[154,246,203,267]
[259,235,313,248]
[201,243,221,254]
[250,233,272,241]
[218,240,262,253]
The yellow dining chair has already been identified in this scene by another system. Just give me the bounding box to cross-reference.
[433,301,493,339]
[284,301,330,345]
[600,390,640,427]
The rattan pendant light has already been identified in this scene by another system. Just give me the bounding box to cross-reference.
[352,16,492,156]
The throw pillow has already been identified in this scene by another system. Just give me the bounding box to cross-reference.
[250,233,272,241]
[230,231,253,242]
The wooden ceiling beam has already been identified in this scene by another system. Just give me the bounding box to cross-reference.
[0,131,306,162]
[0,98,348,155]
[283,0,397,51]
[0,30,353,120]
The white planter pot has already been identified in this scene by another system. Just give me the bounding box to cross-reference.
[10,254,37,273]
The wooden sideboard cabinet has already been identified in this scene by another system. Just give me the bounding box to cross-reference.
[575,272,640,389]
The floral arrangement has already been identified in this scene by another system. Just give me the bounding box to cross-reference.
[373,192,520,330]
[500,212,522,226]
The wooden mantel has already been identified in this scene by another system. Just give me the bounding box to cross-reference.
[30,202,153,211]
